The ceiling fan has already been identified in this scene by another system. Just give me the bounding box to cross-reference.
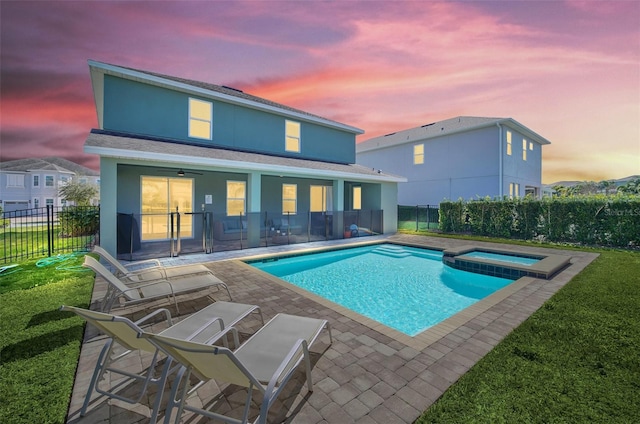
[155,168,203,177]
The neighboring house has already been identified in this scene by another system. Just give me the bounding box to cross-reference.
[356,116,551,206]
[0,157,100,213]
[83,60,404,257]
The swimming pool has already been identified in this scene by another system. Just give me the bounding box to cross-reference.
[248,243,514,336]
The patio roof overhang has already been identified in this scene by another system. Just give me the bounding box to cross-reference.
[84,131,407,184]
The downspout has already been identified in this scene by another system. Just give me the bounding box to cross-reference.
[497,122,503,197]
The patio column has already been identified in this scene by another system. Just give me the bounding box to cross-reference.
[246,171,261,248]
[99,157,118,256]
[333,179,344,237]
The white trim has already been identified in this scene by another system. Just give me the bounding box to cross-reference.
[84,144,407,183]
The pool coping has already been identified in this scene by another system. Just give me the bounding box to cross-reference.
[234,237,579,351]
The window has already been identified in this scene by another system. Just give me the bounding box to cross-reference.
[509,183,520,199]
[529,141,533,151]
[33,198,39,208]
[413,144,424,165]
[79,178,87,184]
[45,198,54,206]
[285,120,300,152]
[226,181,246,216]
[282,184,297,214]
[506,131,512,155]
[353,186,362,210]
[33,175,39,187]
[189,98,212,140]
[6,174,25,188]
[522,139,527,161]
[310,185,333,212]
[141,176,193,240]
[45,175,54,187]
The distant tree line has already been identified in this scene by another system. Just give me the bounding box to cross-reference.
[552,178,640,197]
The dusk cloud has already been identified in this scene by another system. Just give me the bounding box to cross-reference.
[1,0,638,182]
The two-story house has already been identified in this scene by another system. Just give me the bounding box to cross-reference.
[356,116,551,206]
[84,60,404,258]
[0,157,100,213]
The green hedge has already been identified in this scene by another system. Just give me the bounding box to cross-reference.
[439,195,640,248]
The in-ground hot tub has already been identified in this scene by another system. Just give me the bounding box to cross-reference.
[442,245,571,279]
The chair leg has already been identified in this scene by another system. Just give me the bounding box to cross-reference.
[164,366,191,424]
[81,339,114,416]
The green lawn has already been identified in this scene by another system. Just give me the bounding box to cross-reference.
[416,248,640,423]
[0,256,94,424]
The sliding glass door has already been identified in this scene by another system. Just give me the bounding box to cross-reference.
[141,176,193,240]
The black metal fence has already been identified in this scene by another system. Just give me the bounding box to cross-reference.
[1,205,100,264]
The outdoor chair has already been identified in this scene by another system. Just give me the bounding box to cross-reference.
[83,255,232,313]
[142,313,332,424]
[61,302,263,424]
[92,245,213,284]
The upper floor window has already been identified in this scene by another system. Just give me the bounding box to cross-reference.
[413,144,424,165]
[45,175,54,187]
[353,186,362,210]
[282,183,297,214]
[506,131,512,156]
[189,98,212,140]
[522,139,527,161]
[7,174,25,188]
[226,181,246,216]
[33,175,39,187]
[285,120,301,153]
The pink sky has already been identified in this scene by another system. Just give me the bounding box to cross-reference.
[1,0,638,184]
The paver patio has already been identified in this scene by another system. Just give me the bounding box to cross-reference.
[66,234,598,423]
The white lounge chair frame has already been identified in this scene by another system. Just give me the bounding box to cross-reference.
[83,255,232,313]
[143,313,332,424]
[61,302,263,424]
[92,245,213,284]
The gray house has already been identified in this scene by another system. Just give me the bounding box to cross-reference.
[0,157,100,213]
[356,116,551,206]
[83,60,404,258]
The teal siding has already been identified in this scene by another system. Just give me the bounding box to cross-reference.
[103,75,356,164]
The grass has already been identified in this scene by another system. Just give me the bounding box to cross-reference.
[0,226,95,264]
[1,235,638,423]
[416,248,640,423]
[0,256,94,424]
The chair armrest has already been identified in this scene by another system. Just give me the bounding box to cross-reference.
[134,307,173,327]
[123,258,163,270]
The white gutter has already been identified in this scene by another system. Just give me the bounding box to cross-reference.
[83,145,406,183]
[497,122,503,197]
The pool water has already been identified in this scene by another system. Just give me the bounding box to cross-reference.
[459,251,540,266]
[249,244,514,336]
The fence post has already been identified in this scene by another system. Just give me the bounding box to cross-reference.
[47,205,53,257]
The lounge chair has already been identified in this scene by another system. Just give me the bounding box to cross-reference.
[61,302,263,424]
[143,313,332,424]
[92,245,213,284]
[83,255,232,313]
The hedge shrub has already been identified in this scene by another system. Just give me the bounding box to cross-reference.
[439,195,640,248]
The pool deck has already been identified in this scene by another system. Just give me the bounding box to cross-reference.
[66,234,599,424]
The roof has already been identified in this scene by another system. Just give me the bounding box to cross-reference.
[356,116,551,153]
[84,130,405,183]
[88,60,364,135]
[0,157,99,176]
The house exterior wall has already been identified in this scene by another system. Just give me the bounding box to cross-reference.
[0,170,78,212]
[357,124,544,205]
[103,76,355,163]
